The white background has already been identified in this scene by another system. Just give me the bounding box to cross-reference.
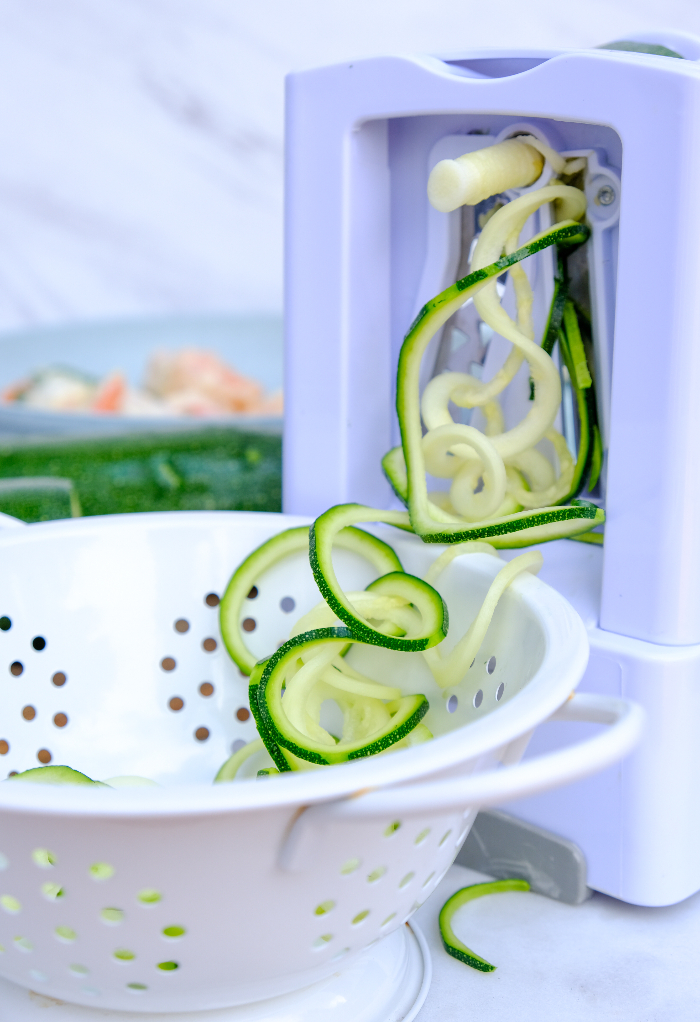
[0,0,699,331]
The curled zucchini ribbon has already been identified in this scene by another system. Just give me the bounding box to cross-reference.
[251,629,430,771]
[423,549,543,691]
[220,523,405,675]
[387,184,605,545]
[217,520,542,778]
[310,504,448,652]
[439,879,531,971]
[218,518,444,774]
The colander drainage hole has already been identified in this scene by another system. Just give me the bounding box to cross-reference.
[42,882,64,901]
[29,969,48,983]
[194,727,210,742]
[381,913,396,927]
[0,740,8,755]
[0,617,11,631]
[331,948,350,962]
[230,739,246,754]
[383,821,401,838]
[52,672,67,687]
[127,983,147,993]
[414,828,430,846]
[169,697,184,712]
[13,936,32,951]
[236,707,250,722]
[101,908,124,925]
[314,900,335,916]
[161,658,176,672]
[280,597,295,613]
[89,863,115,882]
[55,926,76,944]
[22,705,36,721]
[438,830,452,848]
[53,713,68,728]
[174,619,189,634]
[202,638,217,652]
[446,695,458,713]
[398,872,415,889]
[69,964,89,977]
[157,960,179,971]
[496,683,505,701]
[351,910,370,925]
[473,690,483,709]
[10,661,22,676]
[367,867,386,883]
[199,682,214,697]
[340,858,360,876]
[242,618,256,633]
[114,948,136,963]
[37,749,52,764]
[32,637,46,651]
[1,895,21,913]
[32,848,56,868]
[0,852,8,869]
[487,656,496,674]
[312,934,333,950]
[247,587,258,600]
[137,889,161,906]
[162,925,186,940]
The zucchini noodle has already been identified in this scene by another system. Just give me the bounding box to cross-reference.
[219,517,544,774]
[422,550,543,690]
[402,168,601,536]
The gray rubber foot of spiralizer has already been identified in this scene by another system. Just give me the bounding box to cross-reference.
[456,809,592,905]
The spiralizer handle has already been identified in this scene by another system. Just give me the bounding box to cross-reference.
[279,694,644,871]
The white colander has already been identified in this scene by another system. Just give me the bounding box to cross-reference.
[0,510,642,1014]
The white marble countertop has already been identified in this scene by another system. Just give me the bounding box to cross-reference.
[414,864,700,1021]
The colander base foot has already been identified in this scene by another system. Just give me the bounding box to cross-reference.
[0,921,430,1022]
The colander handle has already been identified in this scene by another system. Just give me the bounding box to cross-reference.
[279,693,644,870]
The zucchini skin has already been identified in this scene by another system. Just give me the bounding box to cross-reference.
[8,765,102,786]
[220,523,404,675]
[540,254,569,357]
[248,661,293,773]
[395,220,602,546]
[220,526,310,676]
[542,249,602,504]
[554,293,600,503]
[568,529,604,546]
[379,441,604,544]
[256,628,429,766]
[310,504,447,651]
[346,695,429,759]
[439,878,530,971]
[418,501,602,546]
[381,446,408,506]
